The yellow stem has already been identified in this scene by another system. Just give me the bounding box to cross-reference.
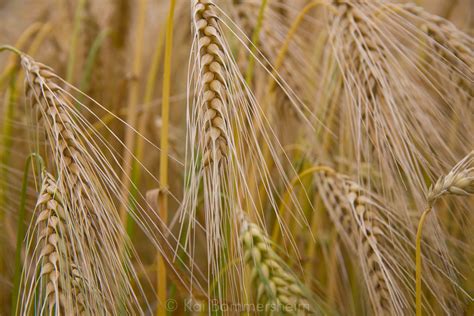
[416,205,432,316]
[156,0,176,315]
[268,0,330,91]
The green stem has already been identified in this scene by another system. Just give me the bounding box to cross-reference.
[79,29,109,93]
[118,0,148,228]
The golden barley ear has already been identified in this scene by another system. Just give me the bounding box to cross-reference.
[193,0,229,168]
[416,151,474,315]
[19,54,144,314]
[182,0,313,305]
[323,0,472,208]
[315,170,399,315]
[427,151,474,204]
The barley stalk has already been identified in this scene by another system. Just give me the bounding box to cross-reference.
[186,0,242,303]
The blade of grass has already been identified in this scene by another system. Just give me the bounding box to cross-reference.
[128,9,166,235]
[0,75,17,218]
[271,165,334,242]
[1,25,51,224]
[79,29,109,93]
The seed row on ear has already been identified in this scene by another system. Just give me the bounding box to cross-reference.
[315,170,396,315]
[402,3,473,110]
[402,3,473,72]
[35,172,86,315]
[427,151,474,204]
[193,0,229,168]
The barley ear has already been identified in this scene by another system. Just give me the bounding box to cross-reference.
[22,171,86,315]
[417,151,474,316]
[239,213,319,315]
[427,151,474,204]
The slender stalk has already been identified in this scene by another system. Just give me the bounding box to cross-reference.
[268,0,329,91]
[248,1,329,207]
[244,0,268,84]
[0,45,22,56]
[79,29,109,93]
[1,26,51,233]
[156,0,176,315]
[11,153,44,316]
[416,205,432,316]
[66,0,87,83]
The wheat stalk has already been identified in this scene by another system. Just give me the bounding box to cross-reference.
[185,1,313,303]
[186,1,381,307]
[185,0,235,302]
[323,1,471,234]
